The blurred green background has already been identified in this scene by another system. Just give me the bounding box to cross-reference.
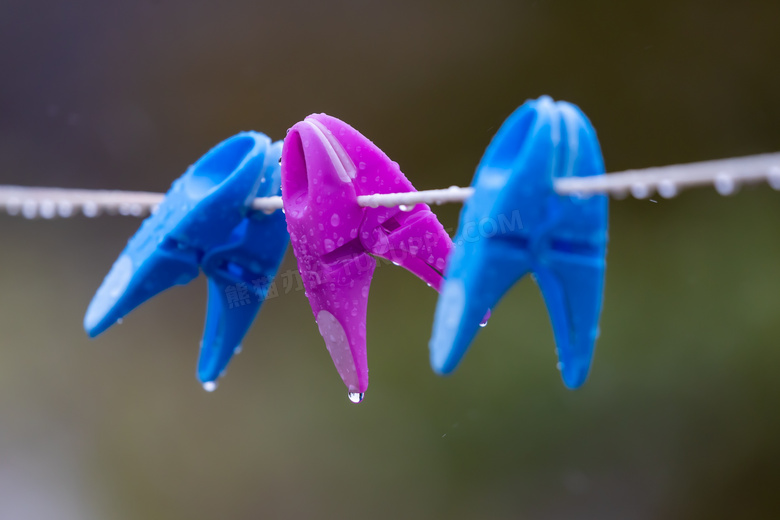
[1,1,779,518]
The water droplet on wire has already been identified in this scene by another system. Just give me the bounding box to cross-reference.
[57,200,73,218]
[5,197,21,216]
[714,173,737,196]
[630,183,650,199]
[82,201,99,218]
[22,200,38,219]
[768,167,780,190]
[39,200,56,219]
[657,179,678,199]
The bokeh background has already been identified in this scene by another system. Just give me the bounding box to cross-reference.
[1,1,780,518]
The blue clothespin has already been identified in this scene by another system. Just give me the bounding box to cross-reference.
[429,96,609,388]
[84,132,289,386]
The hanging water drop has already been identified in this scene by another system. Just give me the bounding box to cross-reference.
[348,391,365,404]
[657,179,678,199]
[82,201,99,218]
[479,317,488,328]
[768,167,780,190]
[5,198,21,216]
[39,200,56,219]
[203,381,218,392]
[22,200,38,219]
[57,200,74,218]
[714,173,737,196]
[399,204,411,212]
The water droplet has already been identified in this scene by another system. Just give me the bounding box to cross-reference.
[5,197,21,216]
[479,317,488,328]
[657,179,677,199]
[117,318,123,324]
[348,392,365,404]
[203,381,218,392]
[22,200,38,219]
[714,173,737,196]
[56,200,73,218]
[39,200,56,219]
[399,204,411,212]
[556,361,564,370]
[768,167,780,190]
[82,201,99,218]
[330,214,340,227]
[630,183,650,199]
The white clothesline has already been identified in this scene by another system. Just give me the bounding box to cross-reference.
[1,152,779,219]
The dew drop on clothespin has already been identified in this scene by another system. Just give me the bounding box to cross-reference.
[348,391,365,404]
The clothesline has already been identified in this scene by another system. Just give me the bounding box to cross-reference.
[1,151,778,219]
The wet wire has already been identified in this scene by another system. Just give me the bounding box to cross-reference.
[1,152,779,219]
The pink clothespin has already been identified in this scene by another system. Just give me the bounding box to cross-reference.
[281,114,453,400]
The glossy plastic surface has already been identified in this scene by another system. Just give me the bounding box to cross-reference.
[429,96,609,388]
[281,114,453,393]
[84,132,288,385]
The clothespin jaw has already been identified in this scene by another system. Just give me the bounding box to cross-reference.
[84,133,289,386]
[281,114,454,395]
[429,96,609,389]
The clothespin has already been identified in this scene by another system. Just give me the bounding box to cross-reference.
[84,132,289,387]
[429,96,609,389]
[281,114,454,400]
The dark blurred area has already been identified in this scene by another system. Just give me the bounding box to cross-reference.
[1,0,779,518]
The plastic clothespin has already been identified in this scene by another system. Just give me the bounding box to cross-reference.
[84,132,289,386]
[281,113,454,398]
[429,96,609,389]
